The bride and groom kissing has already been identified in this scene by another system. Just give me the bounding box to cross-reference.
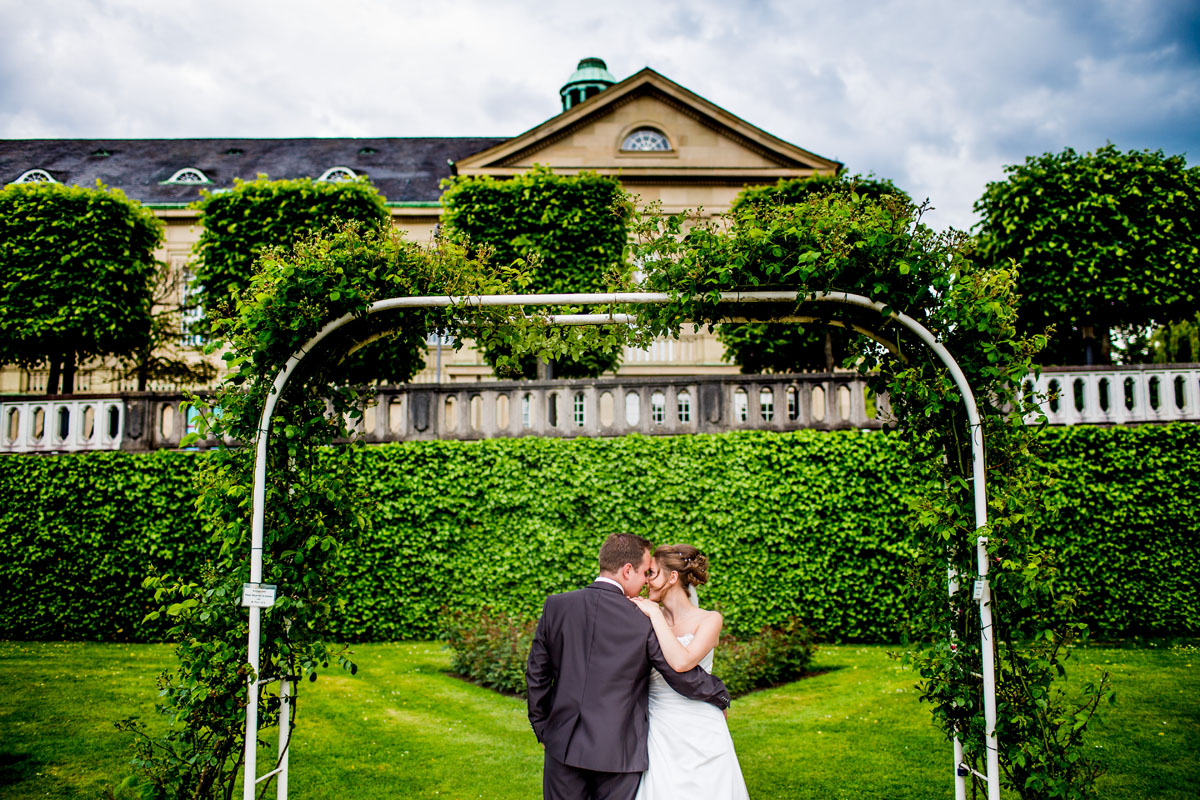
[526,533,750,800]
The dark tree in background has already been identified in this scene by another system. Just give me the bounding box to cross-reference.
[974,145,1200,365]
[0,182,163,394]
[720,173,912,373]
[441,166,631,379]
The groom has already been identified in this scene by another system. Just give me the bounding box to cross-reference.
[526,533,731,800]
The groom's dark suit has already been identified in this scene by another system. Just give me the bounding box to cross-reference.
[526,580,730,800]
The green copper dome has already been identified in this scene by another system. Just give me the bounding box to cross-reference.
[560,57,617,111]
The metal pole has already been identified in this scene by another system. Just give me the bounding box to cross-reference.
[277,676,291,799]
[241,290,998,798]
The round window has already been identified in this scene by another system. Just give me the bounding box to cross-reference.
[621,128,671,151]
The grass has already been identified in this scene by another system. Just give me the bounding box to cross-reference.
[0,641,1196,799]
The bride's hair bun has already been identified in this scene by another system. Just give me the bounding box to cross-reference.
[653,543,709,587]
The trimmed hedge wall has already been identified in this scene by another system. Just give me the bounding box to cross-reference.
[1,426,1197,642]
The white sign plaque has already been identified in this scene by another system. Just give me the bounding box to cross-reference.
[972,579,988,601]
[242,583,277,608]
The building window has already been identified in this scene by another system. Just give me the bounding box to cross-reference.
[651,391,666,424]
[548,393,559,427]
[318,166,357,182]
[760,388,775,422]
[621,128,671,151]
[179,261,205,347]
[164,168,210,184]
[787,386,799,420]
[573,392,586,427]
[734,388,748,423]
[521,393,532,428]
[10,169,55,184]
[677,390,691,423]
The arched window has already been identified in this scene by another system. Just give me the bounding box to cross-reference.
[521,393,533,428]
[573,392,587,427]
[165,168,210,184]
[760,388,775,422]
[733,388,749,423]
[651,391,666,424]
[10,169,55,184]
[625,392,640,426]
[621,128,671,151]
[318,166,357,182]
[676,390,691,423]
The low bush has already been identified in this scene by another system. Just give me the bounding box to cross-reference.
[441,606,815,699]
[713,622,818,697]
[441,607,535,696]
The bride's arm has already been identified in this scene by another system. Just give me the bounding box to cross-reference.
[630,599,723,672]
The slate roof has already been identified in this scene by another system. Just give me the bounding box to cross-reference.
[0,138,508,206]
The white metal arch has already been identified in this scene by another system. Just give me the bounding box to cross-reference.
[241,290,999,800]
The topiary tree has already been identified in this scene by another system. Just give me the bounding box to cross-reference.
[192,175,432,384]
[719,173,912,373]
[440,165,631,378]
[0,181,163,394]
[974,144,1200,365]
[192,175,391,323]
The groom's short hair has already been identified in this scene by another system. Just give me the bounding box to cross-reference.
[598,533,653,573]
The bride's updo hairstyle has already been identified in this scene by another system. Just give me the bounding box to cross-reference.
[654,544,709,588]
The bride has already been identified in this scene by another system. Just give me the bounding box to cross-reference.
[629,544,750,800]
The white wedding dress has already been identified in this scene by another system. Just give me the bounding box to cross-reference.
[635,633,750,799]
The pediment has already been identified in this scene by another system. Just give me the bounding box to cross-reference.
[454,69,840,182]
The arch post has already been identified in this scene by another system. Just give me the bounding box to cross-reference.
[240,290,999,800]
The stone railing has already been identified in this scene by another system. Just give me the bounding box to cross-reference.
[1025,364,1200,425]
[3,365,1198,454]
[0,374,885,454]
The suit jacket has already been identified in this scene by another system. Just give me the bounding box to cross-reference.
[525,580,731,773]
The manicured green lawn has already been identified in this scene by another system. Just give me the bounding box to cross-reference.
[0,641,1196,798]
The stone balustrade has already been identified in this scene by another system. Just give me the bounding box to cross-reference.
[1024,364,1200,426]
[3,365,1198,454]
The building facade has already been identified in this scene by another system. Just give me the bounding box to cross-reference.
[0,59,840,393]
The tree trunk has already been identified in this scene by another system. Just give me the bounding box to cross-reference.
[824,331,835,372]
[1080,325,1098,366]
[137,353,149,392]
[46,356,61,396]
[61,350,77,395]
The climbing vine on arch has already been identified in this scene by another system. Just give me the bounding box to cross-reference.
[123,190,1109,800]
[118,223,643,799]
[626,189,1113,799]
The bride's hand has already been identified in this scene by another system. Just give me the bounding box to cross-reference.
[628,597,661,618]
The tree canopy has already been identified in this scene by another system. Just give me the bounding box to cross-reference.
[192,176,391,324]
[440,166,631,378]
[0,181,163,393]
[717,173,914,372]
[974,144,1200,365]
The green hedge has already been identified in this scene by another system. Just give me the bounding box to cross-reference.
[1,426,1197,643]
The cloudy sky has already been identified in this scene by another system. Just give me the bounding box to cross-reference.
[2,0,1197,230]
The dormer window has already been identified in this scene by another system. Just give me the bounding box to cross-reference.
[318,167,357,182]
[164,168,210,184]
[621,128,671,152]
[10,169,56,184]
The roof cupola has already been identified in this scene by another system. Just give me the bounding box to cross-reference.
[559,57,616,111]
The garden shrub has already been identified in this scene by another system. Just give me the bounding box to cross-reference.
[441,607,536,696]
[441,606,815,698]
[712,622,817,697]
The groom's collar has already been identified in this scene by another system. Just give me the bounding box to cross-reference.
[593,576,624,594]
